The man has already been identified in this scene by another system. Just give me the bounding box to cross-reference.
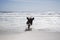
[26,16,34,30]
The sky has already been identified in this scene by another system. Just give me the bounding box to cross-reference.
[0,0,60,12]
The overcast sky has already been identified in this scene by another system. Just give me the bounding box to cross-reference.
[0,0,60,12]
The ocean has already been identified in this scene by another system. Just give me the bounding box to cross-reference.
[0,11,60,33]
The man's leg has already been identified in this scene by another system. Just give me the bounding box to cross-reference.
[28,25,30,29]
[28,24,30,30]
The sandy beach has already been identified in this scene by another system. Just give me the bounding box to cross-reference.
[0,29,60,40]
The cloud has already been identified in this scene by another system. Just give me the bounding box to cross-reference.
[8,0,54,1]
[8,0,57,3]
[9,0,34,2]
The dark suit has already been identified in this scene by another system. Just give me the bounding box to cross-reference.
[26,17,34,25]
[26,17,34,29]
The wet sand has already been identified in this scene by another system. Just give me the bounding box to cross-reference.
[0,29,60,40]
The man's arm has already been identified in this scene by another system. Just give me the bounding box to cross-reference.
[33,17,34,20]
[27,17,28,19]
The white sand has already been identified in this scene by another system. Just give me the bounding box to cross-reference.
[0,30,60,40]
